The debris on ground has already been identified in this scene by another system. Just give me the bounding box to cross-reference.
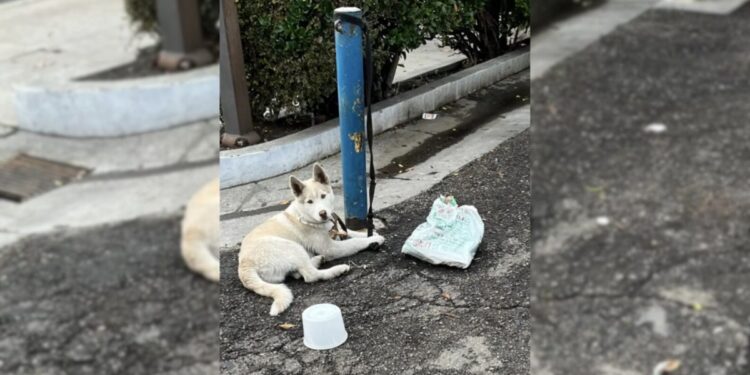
[401,195,484,268]
[653,359,681,375]
[644,123,668,134]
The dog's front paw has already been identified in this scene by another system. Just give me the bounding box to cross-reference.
[370,235,385,246]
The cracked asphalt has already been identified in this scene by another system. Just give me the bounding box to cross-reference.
[220,132,530,374]
[0,217,218,375]
[531,6,750,375]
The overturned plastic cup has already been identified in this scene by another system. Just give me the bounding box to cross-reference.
[302,304,348,350]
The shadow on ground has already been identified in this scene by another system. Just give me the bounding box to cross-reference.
[0,217,218,375]
[220,132,530,374]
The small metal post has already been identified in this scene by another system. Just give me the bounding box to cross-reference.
[156,0,214,70]
[334,7,367,229]
[219,0,260,144]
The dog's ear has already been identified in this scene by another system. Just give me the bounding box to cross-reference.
[312,163,329,185]
[289,176,305,197]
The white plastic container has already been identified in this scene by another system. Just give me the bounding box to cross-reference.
[302,304,348,350]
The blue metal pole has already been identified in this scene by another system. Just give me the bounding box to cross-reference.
[334,7,367,228]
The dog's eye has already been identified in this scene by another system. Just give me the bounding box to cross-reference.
[321,194,326,199]
[306,200,313,204]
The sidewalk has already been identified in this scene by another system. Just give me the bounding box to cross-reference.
[0,0,156,126]
[220,132,530,374]
[393,39,466,83]
[531,0,657,79]
[531,4,750,374]
[0,120,218,248]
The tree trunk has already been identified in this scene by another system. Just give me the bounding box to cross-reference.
[376,53,401,101]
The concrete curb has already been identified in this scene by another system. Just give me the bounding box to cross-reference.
[13,65,218,138]
[220,46,529,188]
[655,0,748,14]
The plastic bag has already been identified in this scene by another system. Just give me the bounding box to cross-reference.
[401,195,484,269]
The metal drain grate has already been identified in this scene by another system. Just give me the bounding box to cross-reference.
[0,154,89,202]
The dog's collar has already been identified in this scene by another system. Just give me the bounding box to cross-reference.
[285,211,327,228]
[297,216,328,228]
[284,210,328,229]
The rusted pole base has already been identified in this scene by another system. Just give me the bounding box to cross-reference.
[157,49,215,71]
[221,131,261,148]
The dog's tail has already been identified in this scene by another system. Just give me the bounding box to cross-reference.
[181,230,220,283]
[239,268,293,316]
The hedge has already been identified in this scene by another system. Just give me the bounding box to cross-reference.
[441,0,529,64]
[126,0,529,122]
[124,0,219,43]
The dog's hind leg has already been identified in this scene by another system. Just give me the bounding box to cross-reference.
[290,255,323,279]
[297,258,350,283]
[181,230,220,282]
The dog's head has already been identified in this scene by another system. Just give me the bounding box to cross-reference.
[289,163,334,223]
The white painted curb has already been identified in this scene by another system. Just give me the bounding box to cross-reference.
[220,46,529,188]
[655,0,748,14]
[13,65,218,138]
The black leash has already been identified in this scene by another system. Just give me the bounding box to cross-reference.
[335,13,376,237]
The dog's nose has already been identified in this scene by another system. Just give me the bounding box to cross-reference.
[319,210,328,220]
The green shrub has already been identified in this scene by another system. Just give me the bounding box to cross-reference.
[124,0,219,43]
[126,0,530,122]
[236,0,486,120]
[441,0,530,64]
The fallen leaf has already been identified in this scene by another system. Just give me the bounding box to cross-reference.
[653,359,680,374]
[585,185,607,200]
[441,292,452,301]
[692,302,703,311]
[278,322,296,330]
[279,199,290,205]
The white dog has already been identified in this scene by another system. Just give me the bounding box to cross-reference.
[238,163,385,315]
[181,178,220,282]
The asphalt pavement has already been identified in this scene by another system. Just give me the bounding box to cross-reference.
[0,217,218,375]
[531,6,750,375]
[220,131,530,374]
